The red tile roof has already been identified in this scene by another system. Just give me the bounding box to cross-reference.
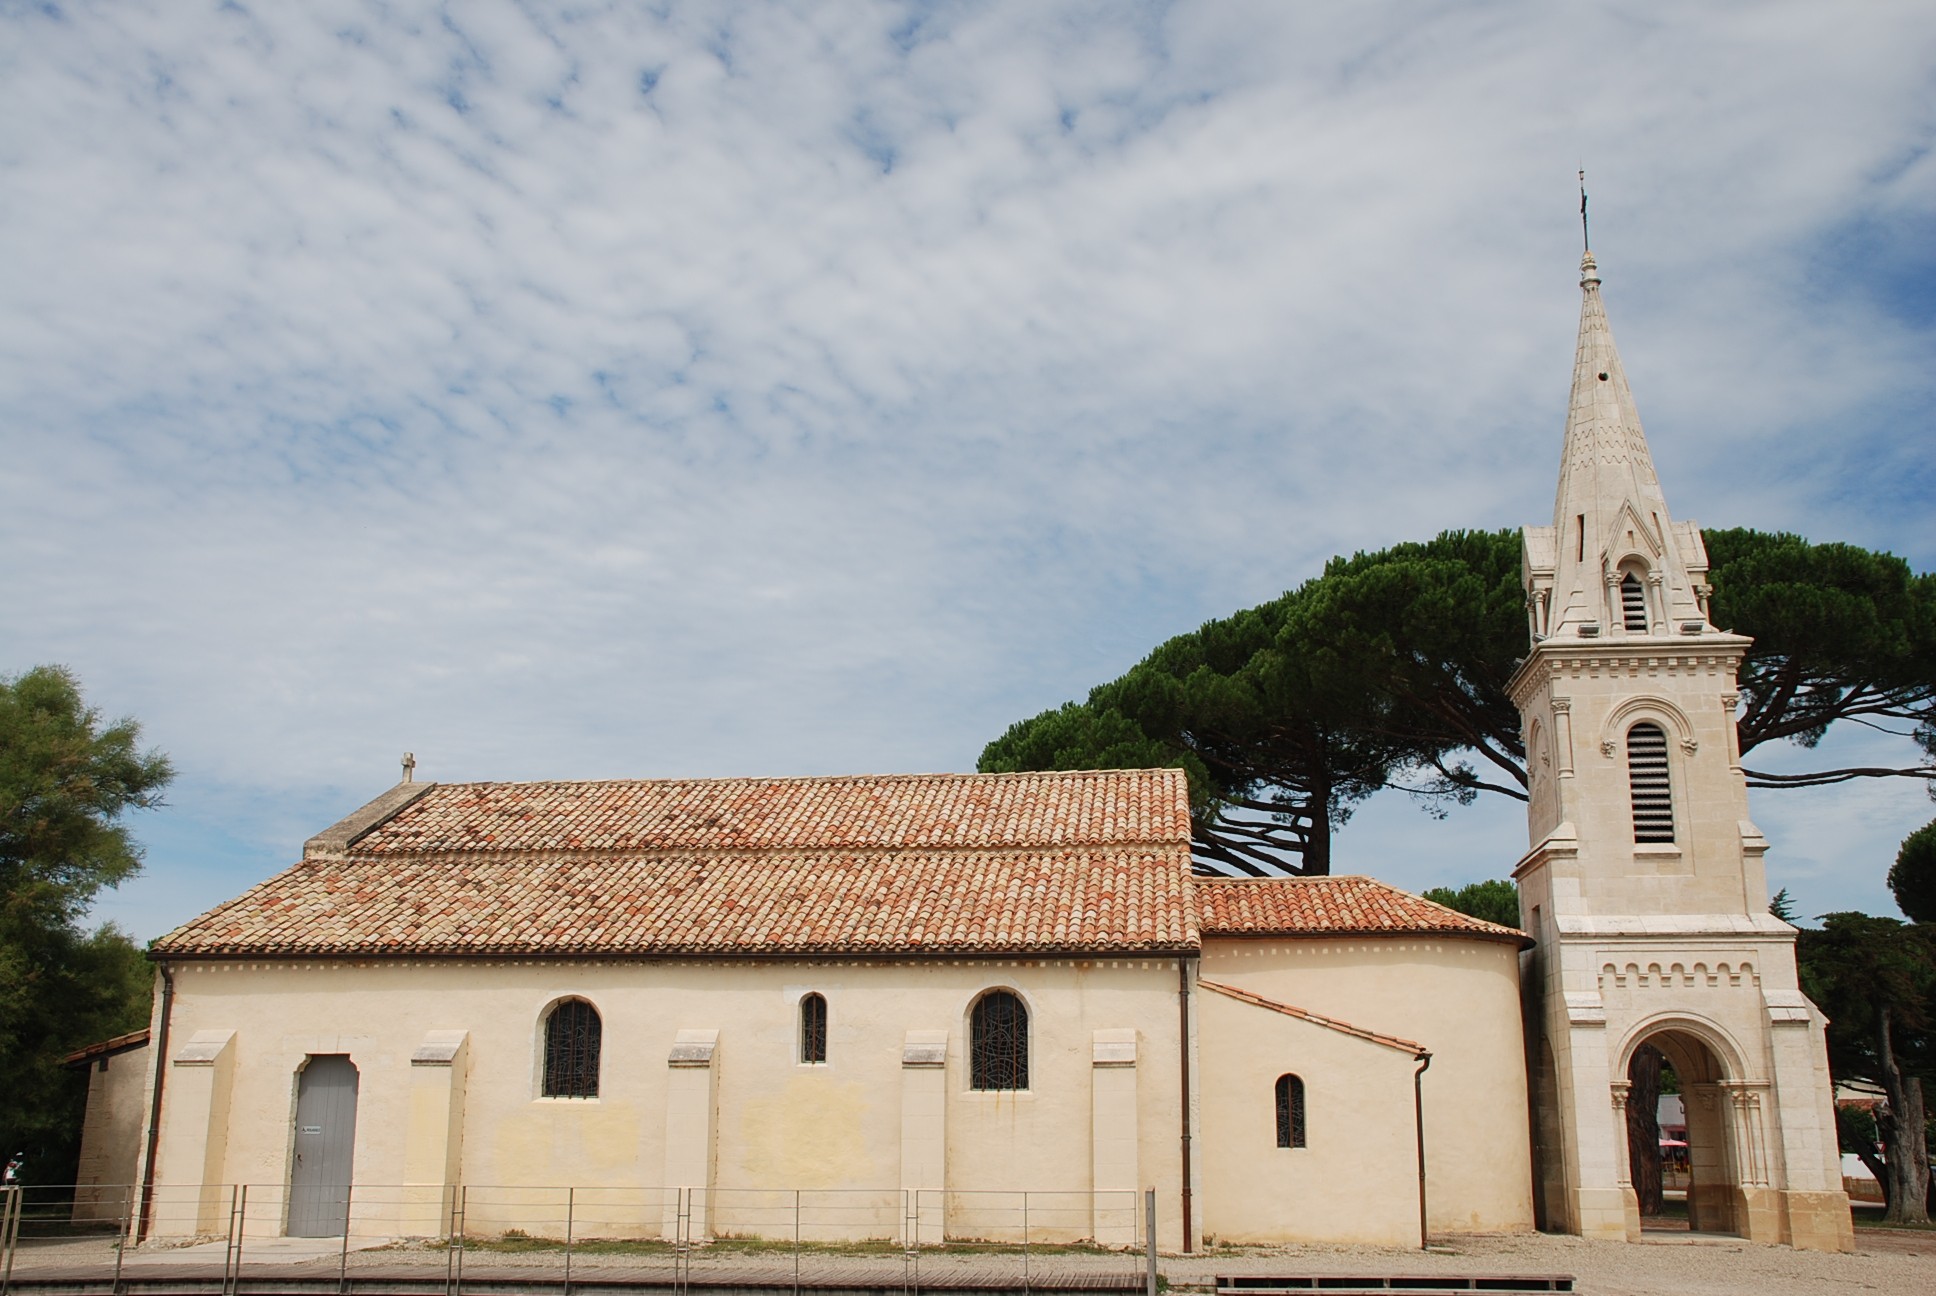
[1194,875,1528,945]
[153,847,1196,957]
[152,771,1525,958]
[350,770,1191,855]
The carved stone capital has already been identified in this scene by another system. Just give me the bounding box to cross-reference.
[1679,738,1699,756]
[1600,739,1617,758]
[1609,1081,1632,1111]
[1549,697,1571,715]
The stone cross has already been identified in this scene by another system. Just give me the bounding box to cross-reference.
[401,752,416,783]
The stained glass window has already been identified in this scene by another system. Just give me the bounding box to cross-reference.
[1275,1074,1306,1148]
[542,999,601,1098]
[970,990,1028,1090]
[800,993,827,1064]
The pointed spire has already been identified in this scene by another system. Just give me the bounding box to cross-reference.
[1529,251,1714,640]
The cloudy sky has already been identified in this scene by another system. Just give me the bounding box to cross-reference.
[4,1,1932,940]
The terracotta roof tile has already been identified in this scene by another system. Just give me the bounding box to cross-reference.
[350,770,1190,855]
[152,772,1525,959]
[1193,875,1529,944]
[153,847,1196,957]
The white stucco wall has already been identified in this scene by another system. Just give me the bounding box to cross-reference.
[71,1043,151,1221]
[1195,935,1535,1246]
[146,955,1189,1247]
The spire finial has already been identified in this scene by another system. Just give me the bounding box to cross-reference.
[1578,169,1590,253]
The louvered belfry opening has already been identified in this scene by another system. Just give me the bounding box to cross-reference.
[1275,1074,1307,1149]
[1627,722,1676,842]
[1620,572,1649,631]
[800,992,827,1064]
[970,990,1029,1090]
[542,999,602,1097]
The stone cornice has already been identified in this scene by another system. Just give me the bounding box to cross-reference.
[1507,632,1751,705]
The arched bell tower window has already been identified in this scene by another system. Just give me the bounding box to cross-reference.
[1620,571,1648,631]
[1626,722,1675,843]
[1274,1074,1307,1148]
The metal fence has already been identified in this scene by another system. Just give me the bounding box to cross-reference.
[0,1182,1157,1296]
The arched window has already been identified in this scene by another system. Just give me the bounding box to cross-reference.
[1627,722,1676,843]
[969,990,1029,1090]
[1275,1074,1306,1148]
[542,999,602,1098]
[1620,571,1648,631]
[800,993,827,1064]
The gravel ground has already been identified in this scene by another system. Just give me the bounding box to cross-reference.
[7,1227,1931,1295]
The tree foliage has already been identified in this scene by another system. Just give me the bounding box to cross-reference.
[0,666,172,1182]
[983,528,1935,874]
[1890,818,1936,924]
[1703,529,1936,793]
[1797,911,1935,1224]
[1421,879,1521,929]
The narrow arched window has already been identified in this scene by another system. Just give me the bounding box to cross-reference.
[970,990,1028,1090]
[1620,572,1648,631]
[1627,722,1675,843]
[1275,1074,1306,1148]
[800,993,827,1064]
[542,999,601,1098]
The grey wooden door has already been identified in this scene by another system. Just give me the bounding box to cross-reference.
[289,1055,358,1237]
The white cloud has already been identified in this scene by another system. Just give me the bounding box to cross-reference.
[2,0,1931,937]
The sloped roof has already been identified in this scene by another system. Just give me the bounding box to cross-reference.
[155,770,1199,958]
[347,770,1190,855]
[152,771,1525,959]
[1194,875,1528,945]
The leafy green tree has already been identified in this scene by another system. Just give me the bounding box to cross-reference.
[1797,912,1934,1224]
[983,528,1935,873]
[1890,819,1936,924]
[1704,530,1936,794]
[0,665,172,1182]
[1421,879,1522,928]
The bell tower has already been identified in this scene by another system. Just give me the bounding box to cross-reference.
[1510,250,1852,1250]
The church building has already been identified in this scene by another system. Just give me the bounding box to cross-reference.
[77,249,1852,1253]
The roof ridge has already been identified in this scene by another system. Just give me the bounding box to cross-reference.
[423,767,1184,792]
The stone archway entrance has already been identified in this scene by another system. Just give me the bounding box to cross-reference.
[1621,1027,1753,1238]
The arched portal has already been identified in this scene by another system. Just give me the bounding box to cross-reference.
[1621,1025,1747,1237]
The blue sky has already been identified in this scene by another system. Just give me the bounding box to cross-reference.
[3,1,1932,940]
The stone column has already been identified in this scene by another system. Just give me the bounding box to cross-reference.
[1550,698,1575,779]
[156,1030,236,1236]
[1090,1030,1138,1246]
[1554,992,1629,1239]
[1762,991,1854,1251]
[664,1030,719,1240]
[403,1030,468,1238]
[900,1030,948,1246]
[1683,1083,1733,1234]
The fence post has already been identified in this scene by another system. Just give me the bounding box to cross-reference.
[338,1182,353,1294]
[445,1185,464,1294]
[564,1187,575,1296]
[0,1184,21,1296]
[222,1184,246,1296]
[1021,1190,1029,1296]
[792,1189,800,1296]
[112,1185,131,1296]
[1144,1190,1157,1296]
